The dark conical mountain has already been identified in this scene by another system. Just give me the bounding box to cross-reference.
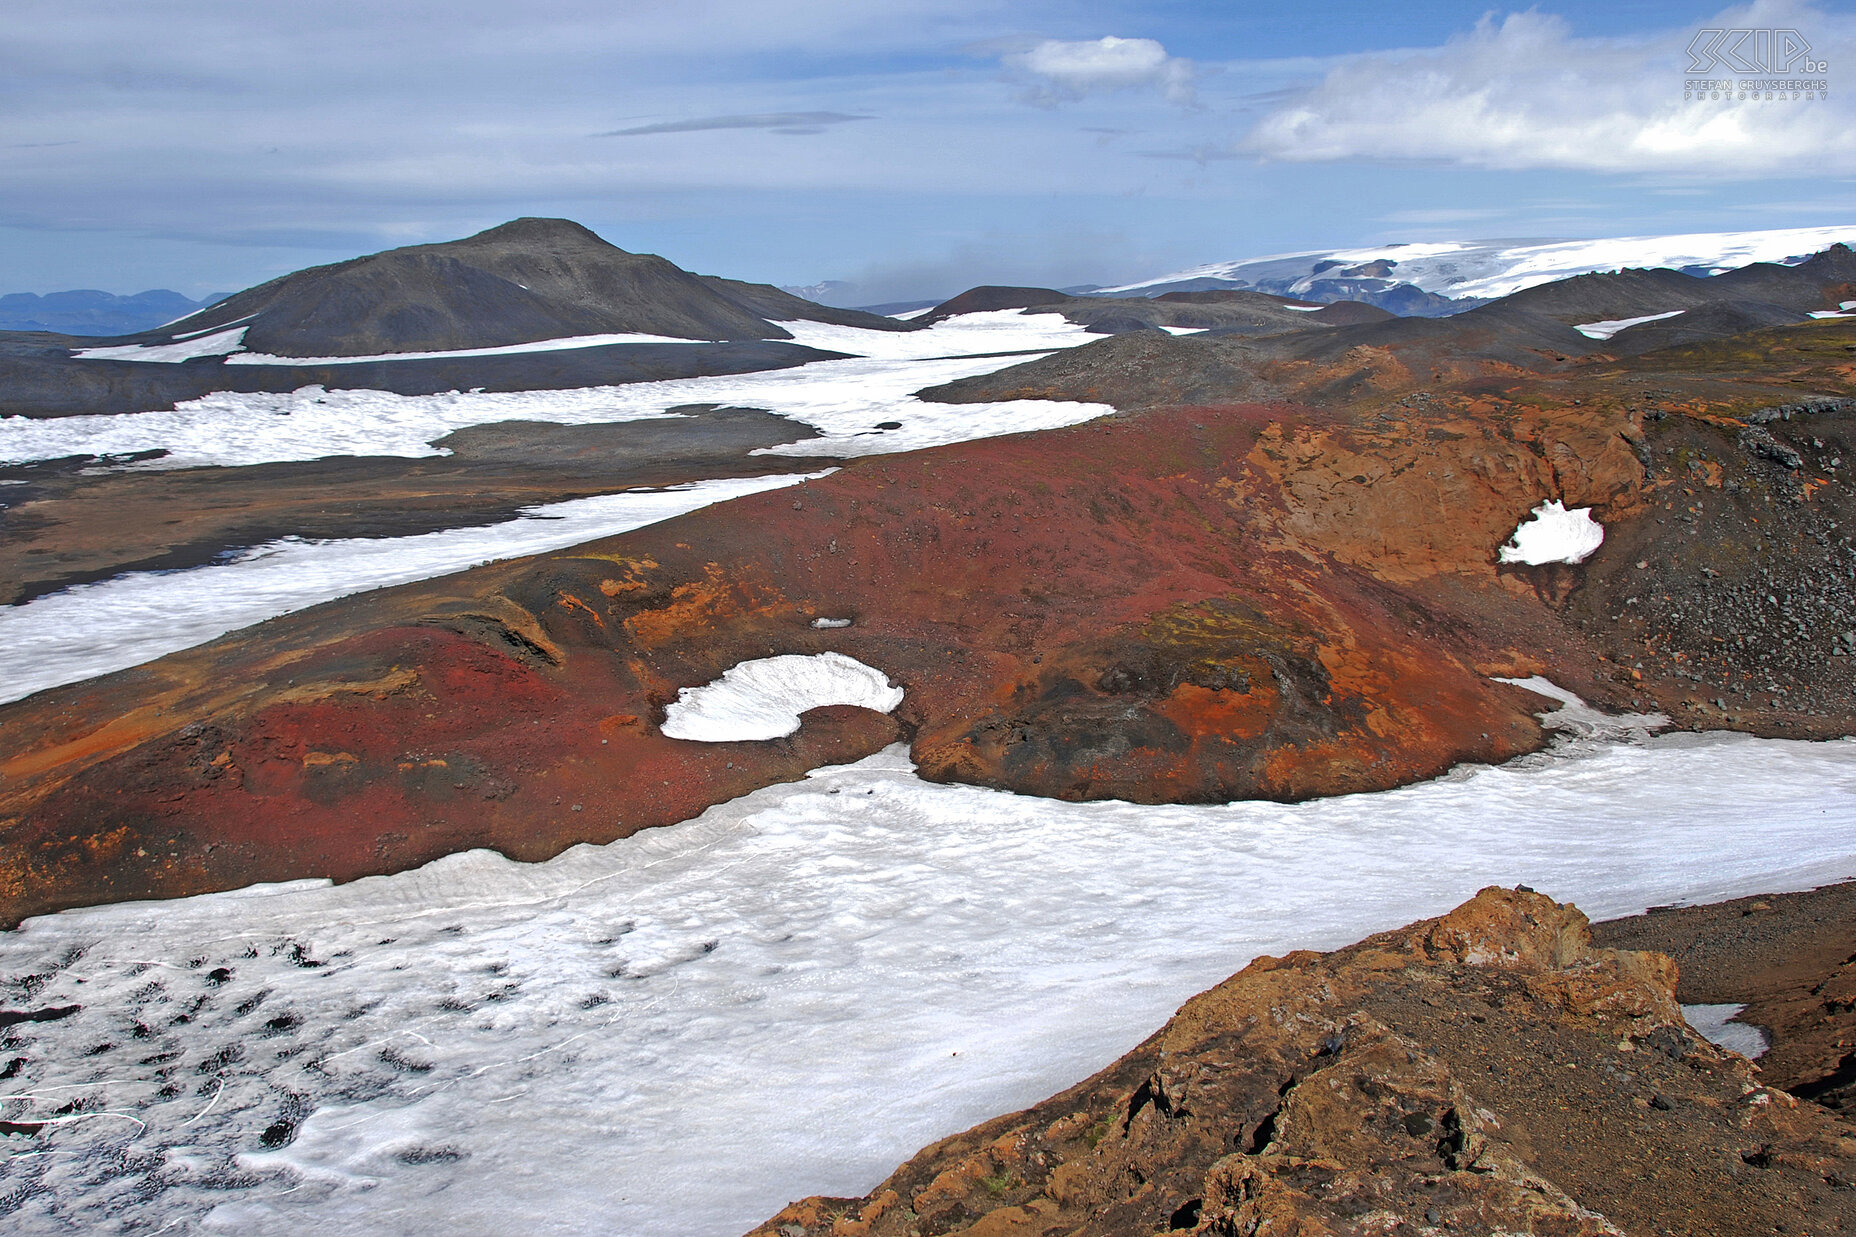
[0,220,913,417]
[152,218,904,358]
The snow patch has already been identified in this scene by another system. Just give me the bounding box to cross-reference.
[661,652,903,742]
[71,326,250,362]
[171,314,256,341]
[1498,499,1604,565]
[1,735,1853,1235]
[1573,310,1684,340]
[774,311,1094,360]
[810,617,852,629]
[226,331,708,364]
[1683,1003,1769,1058]
[0,472,826,705]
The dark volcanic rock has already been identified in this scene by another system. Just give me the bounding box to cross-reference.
[1307,299,1396,326]
[921,286,1075,319]
[922,285,1344,337]
[749,888,1856,1237]
[922,332,1282,409]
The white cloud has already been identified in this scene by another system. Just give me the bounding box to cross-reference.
[1011,36,1196,106]
[1241,2,1856,178]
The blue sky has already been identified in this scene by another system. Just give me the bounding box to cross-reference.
[2,0,1852,303]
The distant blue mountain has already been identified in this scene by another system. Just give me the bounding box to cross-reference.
[0,289,230,336]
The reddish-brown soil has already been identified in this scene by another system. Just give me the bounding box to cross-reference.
[2,320,1853,923]
[747,888,1856,1237]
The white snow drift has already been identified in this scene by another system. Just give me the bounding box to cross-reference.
[1498,500,1605,566]
[1,723,1852,1237]
[1495,675,1667,742]
[1573,310,1684,340]
[661,652,904,742]
[71,325,251,362]
[226,331,708,365]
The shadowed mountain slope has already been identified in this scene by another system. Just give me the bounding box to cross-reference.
[152,218,908,356]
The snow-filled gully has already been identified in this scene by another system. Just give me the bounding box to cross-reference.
[2,688,1853,1236]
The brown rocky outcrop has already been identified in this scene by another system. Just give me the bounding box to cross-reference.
[748,888,1856,1237]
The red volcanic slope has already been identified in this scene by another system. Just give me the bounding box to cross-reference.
[5,314,1856,923]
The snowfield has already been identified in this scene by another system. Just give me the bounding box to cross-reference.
[1681,1003,1768,1059]
[1100,225,1856,302]
[1,313,1108,470]
[1,714,1852,1237]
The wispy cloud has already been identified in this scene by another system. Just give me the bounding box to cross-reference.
[597,112,875,137]
[1008,36,1196,107]
[1240,2,1856,179]
[1136,144,1239,163]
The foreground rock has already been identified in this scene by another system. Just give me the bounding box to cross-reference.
[750,888,1855,1237]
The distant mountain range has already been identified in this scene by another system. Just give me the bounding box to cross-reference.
[0,289,232,336]
[1091,225,1856,316]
